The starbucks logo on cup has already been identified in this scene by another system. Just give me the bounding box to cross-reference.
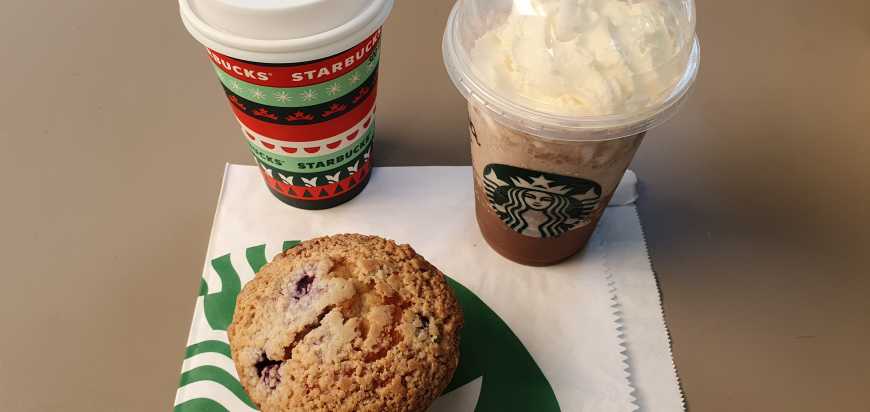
[482,164,602,239]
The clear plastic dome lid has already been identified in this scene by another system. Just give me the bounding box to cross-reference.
[443,0,701,140]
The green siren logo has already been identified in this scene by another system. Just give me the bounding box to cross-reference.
[176,242,560,412]
[483,164,602,239]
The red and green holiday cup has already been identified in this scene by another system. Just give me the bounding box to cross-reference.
[180,0,393,209]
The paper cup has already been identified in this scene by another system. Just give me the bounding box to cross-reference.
[180,0,393,209]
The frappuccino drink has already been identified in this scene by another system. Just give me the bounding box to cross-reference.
[444,0,700,265]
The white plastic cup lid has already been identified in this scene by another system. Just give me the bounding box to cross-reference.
[180,0,394,63]
[443,0,701,141]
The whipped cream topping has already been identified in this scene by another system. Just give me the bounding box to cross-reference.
[469,0,682,116]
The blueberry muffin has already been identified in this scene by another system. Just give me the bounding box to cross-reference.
[228,234,463,412]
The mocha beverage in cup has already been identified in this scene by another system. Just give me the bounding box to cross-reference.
[180,0,394,209]
[444,0,700,265]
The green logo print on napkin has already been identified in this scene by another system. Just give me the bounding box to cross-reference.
[198,241,300,331]
[443,278,560,411]
[178,242,300,412]
[177,241,559,412]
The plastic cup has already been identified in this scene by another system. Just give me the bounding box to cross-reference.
[180,0,393,209]
[443,0,700,265]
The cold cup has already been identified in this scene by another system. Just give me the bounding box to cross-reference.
[443,0,701,265]
[180,0,393,209]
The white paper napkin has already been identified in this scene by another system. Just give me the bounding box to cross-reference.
[599,206,686,412]
[176,165,681,412]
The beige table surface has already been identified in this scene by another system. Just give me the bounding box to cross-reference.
[1,1,869,411]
